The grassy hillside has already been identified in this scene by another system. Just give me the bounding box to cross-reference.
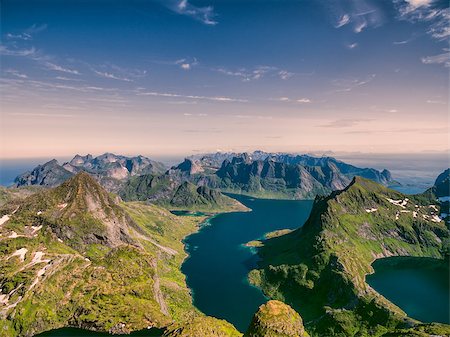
[120,174,249,213]
[249,177,450,337]
[0,173,206,336]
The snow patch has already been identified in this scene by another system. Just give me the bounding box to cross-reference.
[0,215,10,226]
[386,198,408,208]
[10,248,28,262]
[8,231,19,238]
[365,208,378,213]
[431,215,442,223]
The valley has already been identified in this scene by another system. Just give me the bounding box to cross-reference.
[0,152,448,337]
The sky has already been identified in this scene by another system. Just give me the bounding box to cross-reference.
[0,0,449,159]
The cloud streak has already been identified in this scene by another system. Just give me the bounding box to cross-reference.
[166,0,217,25]
[216,65,293,82]
[137,90,248,102]
[45,62,80,75]
[421,51,450,67]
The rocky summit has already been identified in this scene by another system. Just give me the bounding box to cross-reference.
[244,300,307,337]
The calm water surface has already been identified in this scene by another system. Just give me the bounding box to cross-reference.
[367,257,449,324]
[182,194,313,331]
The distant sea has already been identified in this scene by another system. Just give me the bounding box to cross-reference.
[335,152,449,194]
[0,153,448,193]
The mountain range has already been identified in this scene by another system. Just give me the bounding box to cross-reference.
[14,153,166,191]
[1,165,449,336]
[13,151,399,206]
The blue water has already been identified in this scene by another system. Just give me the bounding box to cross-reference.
[182,194,313,332]
[367,257,449,324]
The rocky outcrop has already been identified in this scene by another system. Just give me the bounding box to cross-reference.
[14,159,74,187]
[244,300,307,337]
[14,153,166,189]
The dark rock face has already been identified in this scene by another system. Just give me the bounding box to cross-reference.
[434,169,450,198]
[14,153,166,189]
[14,159,74,187]
[244,300,306,337]
[172,151,397,199]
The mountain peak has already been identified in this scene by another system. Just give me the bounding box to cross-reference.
[14,171,137,250]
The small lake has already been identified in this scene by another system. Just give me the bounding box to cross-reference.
[182,194,314,332]
[367,257,449,324]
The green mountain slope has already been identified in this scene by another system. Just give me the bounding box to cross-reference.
[249,177,450,336]
[0,173,205,336]
[119,174,248,212]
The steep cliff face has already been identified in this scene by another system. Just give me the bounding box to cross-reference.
[249,177,450,336]
[14,153,166,190]
[14,160,74,188]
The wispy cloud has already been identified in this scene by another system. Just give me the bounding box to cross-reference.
[166,0,217,25]
[327,0,384,34]
[137,90,248,102]
[335,14,351,28]
[426,99,446,104]
[394,0,449,40]
[91,63,147,81]
[45,62,80,75]
[5,23,47,41]
[0,45,38,57]
[331,74,376,92]
[278,70,294,80]
[183,113,208,117]
[296,98,312,103]
[347,42,358,49]
[4,69,28,78]
[215,65,293,82]
[55,76,83,81]
[421,51,450,67]
[319,118,373,128]
[175,57,198,70]
[94,70,132,81]
[277,97,312,103]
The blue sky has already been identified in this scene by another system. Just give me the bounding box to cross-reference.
[0,0,448,158]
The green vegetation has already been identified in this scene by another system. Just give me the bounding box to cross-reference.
[163,316,242,337]
[0,173,207,337]
[244,300,308,337]
[120,174,249,213]
[249,177,450,337]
